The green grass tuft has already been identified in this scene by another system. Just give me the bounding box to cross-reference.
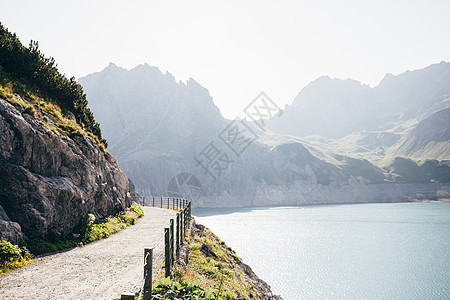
[0,239,33,274]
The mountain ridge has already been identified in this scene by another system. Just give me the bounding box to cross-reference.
[80,61,450,207]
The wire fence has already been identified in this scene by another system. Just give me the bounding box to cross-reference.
[120,197,192,300]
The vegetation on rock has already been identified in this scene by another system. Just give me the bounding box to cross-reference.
[0,239,33,274]
[0,83,107,151]
[27,204,144,256]
[151,277,219,299]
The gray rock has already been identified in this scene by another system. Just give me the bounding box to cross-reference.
[0,204,25,245]
[200,242,216,258]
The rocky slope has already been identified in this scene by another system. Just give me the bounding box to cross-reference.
[386,107,450,160]
[80,62,450,208]
[0,96,132,245]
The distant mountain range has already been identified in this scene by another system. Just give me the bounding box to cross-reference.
[269,61,450,139]
[79,62,450,207]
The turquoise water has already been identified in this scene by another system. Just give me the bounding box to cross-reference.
[194,202,450,300]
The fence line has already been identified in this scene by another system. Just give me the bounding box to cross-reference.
[121,197,192,300]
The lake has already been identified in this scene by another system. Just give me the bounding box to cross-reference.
[194,202,450,299]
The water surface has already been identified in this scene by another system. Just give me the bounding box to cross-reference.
[194,202,450,299]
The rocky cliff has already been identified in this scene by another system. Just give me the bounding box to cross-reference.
[0,96,132,245]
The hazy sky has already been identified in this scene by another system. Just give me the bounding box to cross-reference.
[1,0,449,118]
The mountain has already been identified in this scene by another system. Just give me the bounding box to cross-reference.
[268,61,450,139]
[267,61,450,183]
[79,63,226,156]
[269,76,375,138]
[79,63,227,198]
[80,63,449,207]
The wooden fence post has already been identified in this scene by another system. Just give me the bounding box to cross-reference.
[176,213,180,254]
[143,248,153,300]
[152,196,155,207]
[170,219,174,265]
[183,207,186,233]
[188,201,191,220]
[180,210,184,245]
[160,197,162,208]
[165,228,170,278]
[121,293,135,300]
[143,196,145,206]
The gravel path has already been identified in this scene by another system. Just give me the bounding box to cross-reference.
[0,206,178,300]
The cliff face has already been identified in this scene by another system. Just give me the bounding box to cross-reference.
[0,97,132,245]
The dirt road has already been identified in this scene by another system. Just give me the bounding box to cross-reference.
[0,207,178,299]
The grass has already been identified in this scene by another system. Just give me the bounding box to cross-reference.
[169,223,263,299]
[0,77,107,152]
[27,203,144,256]
[151,277,218,299]
[0,84,36,118]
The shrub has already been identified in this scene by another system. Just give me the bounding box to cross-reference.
[129,203,144,217]
[0,239,32,274]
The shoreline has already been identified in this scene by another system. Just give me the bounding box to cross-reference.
[415,198,450,202]
[193,199,450,217]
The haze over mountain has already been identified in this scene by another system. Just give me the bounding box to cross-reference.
[79,62,450,207]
